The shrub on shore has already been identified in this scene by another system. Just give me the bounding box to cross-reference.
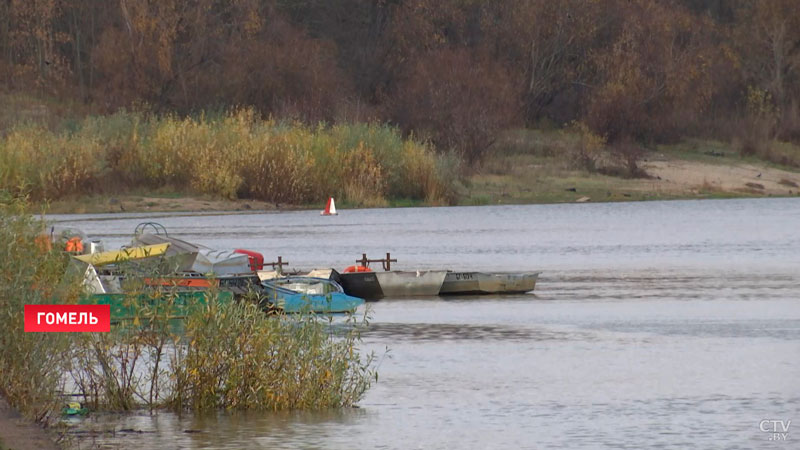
[0,197,79,422]
[67,292,375,412]
[0,110,459,206]
[170,301,373,411]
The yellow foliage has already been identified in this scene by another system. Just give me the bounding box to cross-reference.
[0,109,458,205]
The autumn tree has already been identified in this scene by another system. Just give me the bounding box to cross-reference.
[0,0,71,91]
[584,0,717,143]
[90,0,183,108]
[87,0,349,119]
[1,0,798,163]
[391,48,520,163]
[276,0,395,106]
[480,0,600,125]
[733,0,800,140]
[210,12,351,122]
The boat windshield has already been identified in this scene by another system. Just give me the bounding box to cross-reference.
[269,277,343,295]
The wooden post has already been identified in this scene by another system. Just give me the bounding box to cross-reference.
[268,256,289,273]
[382,252,397,271]
[356,252,398,271]
[357,253,369,267]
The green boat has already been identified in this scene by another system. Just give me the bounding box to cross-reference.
[80,290,233,322]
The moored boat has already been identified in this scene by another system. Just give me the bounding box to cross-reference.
[133,233,254,275]
[72,243,170,266]
[257,268,339,281]
[261,276,364,313]
[438,271,540,295]
[337,271,384,300]
[144,273,263,296]
[374,270,447,298]
[81,290,234,322]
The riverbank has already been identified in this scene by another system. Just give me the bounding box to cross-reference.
[43,194,283,214]
[5,94,800,214]
[39,144,800,214]
[463,133,800,205]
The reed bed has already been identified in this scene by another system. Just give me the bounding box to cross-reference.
[0,199,376,423]
[0,197,80,422]
[67,293,375,412]
[0,109,459,206]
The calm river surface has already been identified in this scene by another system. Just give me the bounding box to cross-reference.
[53,198,799,449]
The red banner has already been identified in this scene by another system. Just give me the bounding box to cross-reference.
[24,304,111,332]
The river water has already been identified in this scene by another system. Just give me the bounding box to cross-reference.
[53,198,799,449]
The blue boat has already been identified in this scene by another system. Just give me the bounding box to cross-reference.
[261,277,364,313]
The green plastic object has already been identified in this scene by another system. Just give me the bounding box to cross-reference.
[62,402,88,416]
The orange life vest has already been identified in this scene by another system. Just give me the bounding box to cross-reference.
[65,236,84,253]
[343,265,372,273]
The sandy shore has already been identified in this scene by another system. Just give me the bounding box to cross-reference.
[643,157,800,196]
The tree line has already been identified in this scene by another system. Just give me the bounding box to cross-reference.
[1,0,798,163]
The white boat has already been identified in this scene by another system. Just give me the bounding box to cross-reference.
[257,268,337,281]
[132,233,252,275]
[373,270,447,297]
[438,271,540,295]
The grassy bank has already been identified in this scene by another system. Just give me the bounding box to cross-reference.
[461,129,800,205]
[0,197,375,428]
[4,93,800,213]
[36,131,800,214]
[0,107,458,207]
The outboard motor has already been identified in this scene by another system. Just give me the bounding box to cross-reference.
[234,249,265,272]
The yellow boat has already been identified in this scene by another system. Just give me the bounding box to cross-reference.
[72,243,170,266]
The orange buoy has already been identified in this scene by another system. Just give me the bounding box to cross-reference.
[321,197,338,215]
[343,265,372,273]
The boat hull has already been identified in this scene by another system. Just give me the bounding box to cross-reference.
[261,276,365,313]
[374,270,447,298]
[72,243,170,266]
[439,272,539,295]
[133,234,252,275]
[81,290,233,322]
[338,271,384,301]
[274,292,363,314]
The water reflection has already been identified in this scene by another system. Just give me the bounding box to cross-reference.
[363,322,592,342]
[69,409,369,449]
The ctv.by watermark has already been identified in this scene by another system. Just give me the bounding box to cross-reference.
[760,419,791,441]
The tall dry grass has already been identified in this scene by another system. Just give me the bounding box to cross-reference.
[0,109,459,206]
